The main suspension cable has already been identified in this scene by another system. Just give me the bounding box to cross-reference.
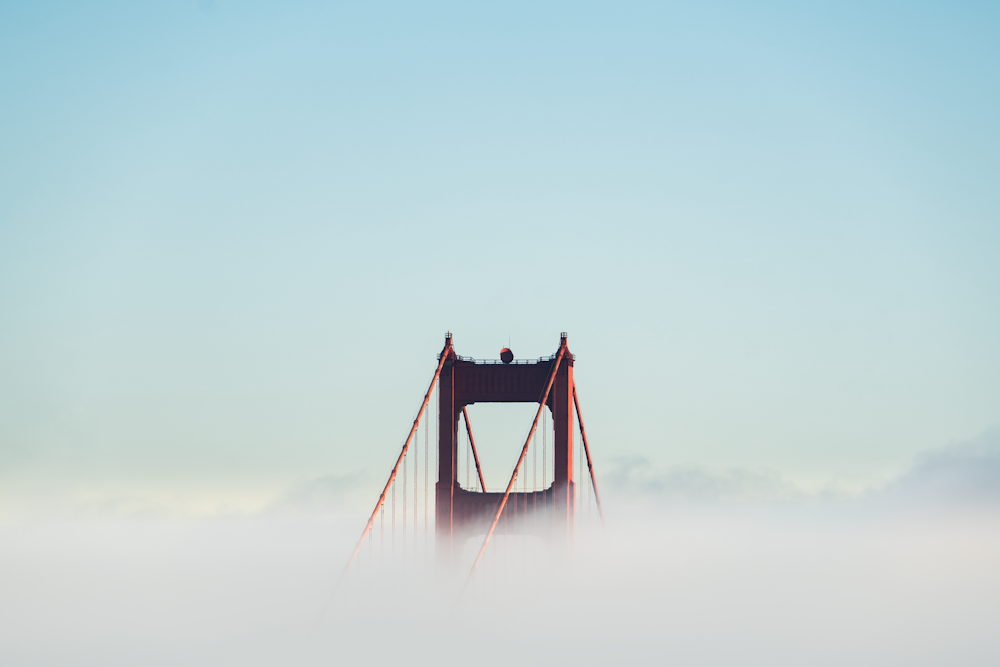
[573,386,604,525]
[329,340,451,599]
[462,407,486,492]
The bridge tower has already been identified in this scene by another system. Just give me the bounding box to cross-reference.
[436,332,576,560]
[332,332,603,594]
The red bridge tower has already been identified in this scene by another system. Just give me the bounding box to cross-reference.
[333,332,602,592]
[436,332,576,559]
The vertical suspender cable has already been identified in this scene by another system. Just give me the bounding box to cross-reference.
[577,423,582,516]
[414,418,419,545]
[449,387,454,556]
[511,479,516,538]
[424,402,431,550]
[587,425,592,522]
[542,412,547,508]
[402,451,407,554]
[523,438,528,559]
[435,390,439,525]
[513,469,517,536]
[525,432,529,556]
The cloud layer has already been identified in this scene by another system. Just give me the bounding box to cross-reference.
[2,433,999,666]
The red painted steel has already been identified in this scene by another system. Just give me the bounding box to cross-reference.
[462,407,487,492]
[436,333,577,562]
[332,330,588,604]
[574,387,604,525]
[465,342,567,584]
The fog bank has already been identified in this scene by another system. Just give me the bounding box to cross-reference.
[3,435,999,666]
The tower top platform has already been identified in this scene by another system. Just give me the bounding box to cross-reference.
[437,332,575,365]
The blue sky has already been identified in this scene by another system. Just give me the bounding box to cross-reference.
[1,1,998,510]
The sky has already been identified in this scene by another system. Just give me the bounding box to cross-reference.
[1,0,999,509]
[2,3,1000,665]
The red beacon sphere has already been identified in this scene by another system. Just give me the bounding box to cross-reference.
[500,348,514,364]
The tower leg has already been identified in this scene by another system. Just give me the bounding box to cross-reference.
[551,361,575,542]
[436,360,456,564]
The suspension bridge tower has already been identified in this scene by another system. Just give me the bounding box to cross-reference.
[436,332,577,560]
[333,332,603,590]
